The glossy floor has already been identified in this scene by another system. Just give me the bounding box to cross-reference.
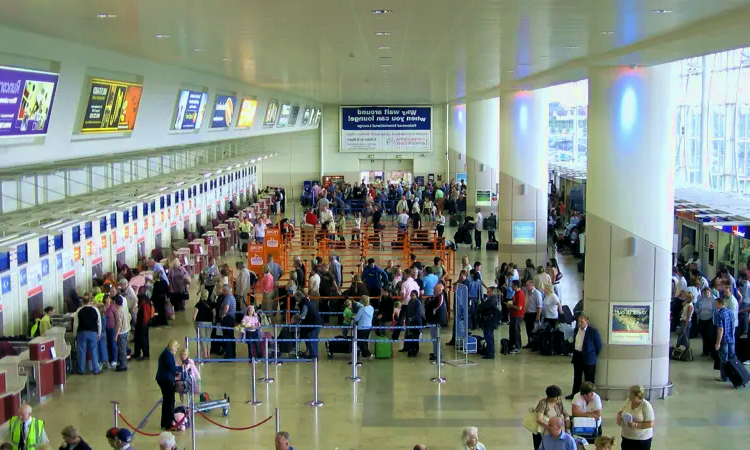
[33,229,750,450]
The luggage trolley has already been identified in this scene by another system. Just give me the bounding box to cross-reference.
[182,370,230,417]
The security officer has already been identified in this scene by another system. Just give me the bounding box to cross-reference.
[0,404,49,449]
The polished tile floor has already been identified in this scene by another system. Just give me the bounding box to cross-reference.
[32,219,750,450]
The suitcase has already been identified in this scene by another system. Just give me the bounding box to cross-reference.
[723,358,750,388]
[277,327,295,354]
[561,306,575,324]
[553,330,570,355]
[500,338,510,355]
[449,217,459,227]
[540,330,554,356]
[736,337,750,362]
[486,241,498,251]
[210,327,224,355]
[326,335,352,358]
[374,334,392,359]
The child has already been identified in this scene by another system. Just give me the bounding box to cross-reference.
[175,348,201,406]
[342,299,354,337]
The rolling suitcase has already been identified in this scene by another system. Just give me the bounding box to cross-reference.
[326,335,352,358]
[374,334,392,359]
[486,240,498,251]
[561,306,575,324]
[500,338,510,355]
[540,330,554,356]
[277,327,295,354]
[723,358,750,388]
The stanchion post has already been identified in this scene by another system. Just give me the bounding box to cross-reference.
[275,407,280,433]
[431,326,446,383]
[111,401,119,427]
[273,324,282,366]
[307,358,325,407]
[347,325,361,382]
[246,357,263,406]
[259,339,275,383]
[189,387,196,450]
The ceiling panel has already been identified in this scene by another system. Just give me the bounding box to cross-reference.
[1,0,750,104]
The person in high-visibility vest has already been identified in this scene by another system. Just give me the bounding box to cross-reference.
[0,404,49,449]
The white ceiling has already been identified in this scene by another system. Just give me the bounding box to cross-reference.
[2,0,750,104]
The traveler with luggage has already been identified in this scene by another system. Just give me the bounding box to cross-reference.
[485,212,497,243]
[477,287,501,359]
[566,313,602,400]
[293,291,323,359]
[523,281,544,347]
[354,295,375,361]
[506,280,525,354]
[714,295,740,383]
[570,381,603,437]
[473,208,483,250]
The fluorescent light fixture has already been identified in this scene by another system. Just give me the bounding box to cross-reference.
[175,181,185,187]
[600,31,614,35]
[372,9,393,14]
[651,9,673,13]
[223,58,232,61]
[155,34,170,38]
[194,48,205,52]
[507,70,515,73]
[564,46,579,49]
[375,32,392,36]
[264,156,268,160]
[378,46,391,50]
[381,64,392,67]
[97,13,117,18]
[158,186,169,191]
[217,169,223,173]
[204,172,212,177]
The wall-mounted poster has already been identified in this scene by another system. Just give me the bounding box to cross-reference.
[312,108,322,126]
[173,89,208,130]
[80,78,143,133]
[210,94,236,129]
[276,103,292,127]
[476,190,491,207]
[289,105,300,126]
[0,65,59,138]
[301,107,312,125]
[610,303,653,345]
[262,99,280,128]
[340,106,431,151]
[511,221,536,245]
[236,98,258,128]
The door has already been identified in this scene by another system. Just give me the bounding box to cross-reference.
[385,159,414,185]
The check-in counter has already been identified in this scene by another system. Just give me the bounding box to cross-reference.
[204,231,219,260]
[0,365,26,423]
[189,240,206,274]
[227,218,240,248]
[215,225,229,256]
[43,327,72,388]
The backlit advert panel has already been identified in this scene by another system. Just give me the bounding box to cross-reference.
[80,78,143,133]
[0,65,59,138]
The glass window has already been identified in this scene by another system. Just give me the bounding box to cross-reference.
[546,80,588,167]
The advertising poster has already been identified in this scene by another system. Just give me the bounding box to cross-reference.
[454,284,470,350]
[0,65,59,137]
[173,90,208,130]
[512,221,536,245]
[264,228,281,262]
[312,108,322,126]
[246,244,265,276]
[276,103,292,127]
[210,94,236,128]
[610,303,653,345]
[476,190,491,206]
[301,107,312,125]
[289,105,300,126]
[340,106,431,151]
[263,99,280,128]
[236,98,258,128]
[455,173,467,185]
[80,78,143,133]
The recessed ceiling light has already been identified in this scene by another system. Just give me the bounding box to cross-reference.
[155,34,170,38]
[651,9,673,13]
[378,46,392,50]
[600,31,614,35]
[97,13,117,18]
[194,48,204,52]
[381,64,392,67]
[273,76,281,80]
[564,46,578,49]
[375,32,392,36]
[507,70,514,73]
[372,9,393,14]
[223,58,232,61]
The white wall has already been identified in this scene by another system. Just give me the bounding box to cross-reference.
[448,103,466,180]
[321,104,447,183]
[259,130,321,197]
[0,25,321,168]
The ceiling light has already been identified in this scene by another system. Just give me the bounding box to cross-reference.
[273,76,281,80]
[600,31,614,35]
[378,46,392,50]
[507,70,514,73]
[97,13,117,18]
[372,9,393,14]
[564,46,578,49]
[651,9,673,13]
[223,58,232,61]
[194,48,204,52]
[155,34,170,38]
[381,64,392,67]
[375,32,392,36]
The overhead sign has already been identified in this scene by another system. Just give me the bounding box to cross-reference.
[210,94,236,129]
[512,221,536,245]
[236,98,258,128]
[173,90,208,130]
[0,65,59,138]
[262,99,280,128]
[80,78,143,133]
[341,106,431,152]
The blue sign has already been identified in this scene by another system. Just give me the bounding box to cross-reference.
[173,90,208,130]
[455,284,470,350]
[340,106,432,151]
[56,253,63,270]
[512,221,536,245]
[41,259,49,277]
[1,275,10,295]
[19,268,27,286]
[455,173,467,185]
[0,65,59,137]
[210,94,235,129]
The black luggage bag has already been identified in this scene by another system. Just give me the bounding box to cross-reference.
[277,327,295,354]
[486,240,498,251]
[210,327,224,355]
[737,337,750,362]
[561,306,575,325]
[326,335,352,358]
[540,330,554,356]
[723,357,750,388]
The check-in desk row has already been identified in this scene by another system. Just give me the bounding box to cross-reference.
[0,328,70,422]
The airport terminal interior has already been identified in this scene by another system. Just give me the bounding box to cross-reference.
[3,1,750,449]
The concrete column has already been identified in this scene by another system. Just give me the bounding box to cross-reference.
[585,64,676,398]
[498,89,549,267]
[465,98,500,214]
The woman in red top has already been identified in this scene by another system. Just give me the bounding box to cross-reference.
[258,265,276,318]
[134,286,153,360]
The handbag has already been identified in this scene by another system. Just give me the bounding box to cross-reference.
[240,232,250,239]
[523,408,544,434]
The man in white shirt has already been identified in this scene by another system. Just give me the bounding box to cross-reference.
[0,404,49,448]
[474,208,484,250]
[119,279,138,328]
[400,268,420,305]
[571,381,603,435]
[397,212,410,229]
[319,205,334,225]
[523,280,543,347]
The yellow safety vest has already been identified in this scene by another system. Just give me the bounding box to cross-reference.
[94,293,105,304]
[9,417,44,449]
